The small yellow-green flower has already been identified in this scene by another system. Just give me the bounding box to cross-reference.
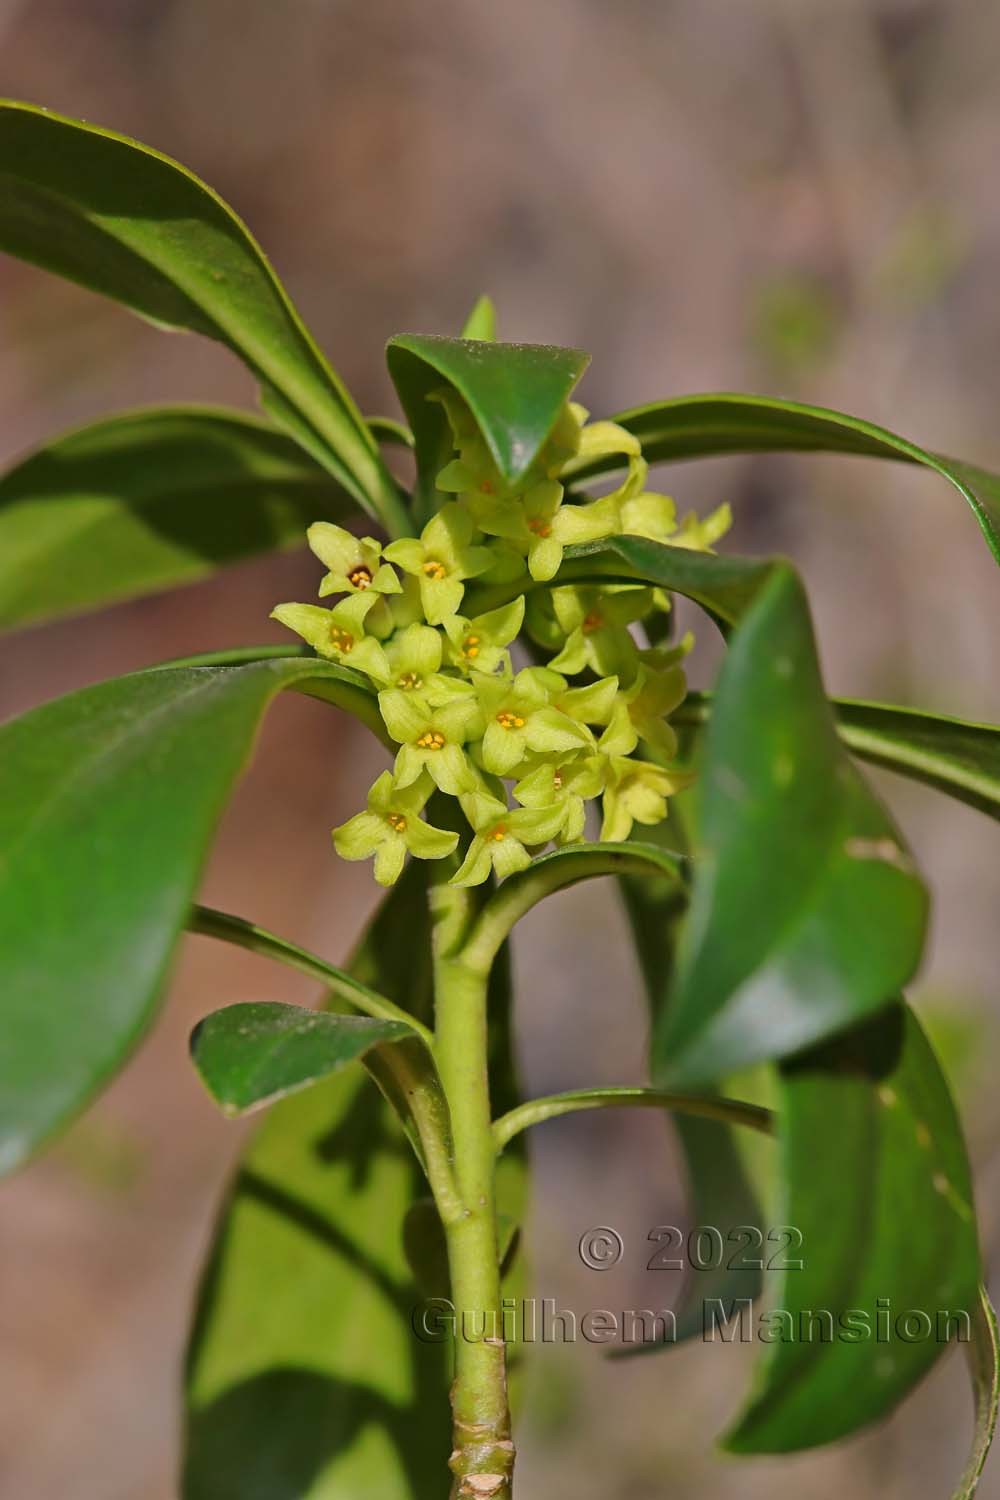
[539,668,620,728]
[618,657,687,760]
[443,597,525,677]
[471,482,623,583]
[619,490,679,541]
[475,668,591,777]
[379,688,483,794]
[450,792,567,886]
[271,593,390,680]
[384,504,493,624]
[333,771,458,886]
[600,758,693,842]
[573,417,643,470]
[671,501,733,551]
[547,585,652,679]
[513,754,604,844]
[308,522,402,598]
[376,623,461,704]
[436,452,516,506]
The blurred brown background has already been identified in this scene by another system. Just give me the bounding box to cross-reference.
[2,0,1000,1495]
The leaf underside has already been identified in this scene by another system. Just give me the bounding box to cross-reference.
[0,405,346,632]
[726,1005,981,1453]
[190,1002,416,1117]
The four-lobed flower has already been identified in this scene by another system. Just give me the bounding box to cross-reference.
[308,522,402,598]
[379,688,483,795]
[600,757,694,843]
[333,771,458,886]
[547,584,654,679]
[443,597,525,677]
[450,792,568,886]
[513,755,605,844]
[376,622,463,704]
[270,593,390,680]
[384,504,493,624]
[474,667,592,777]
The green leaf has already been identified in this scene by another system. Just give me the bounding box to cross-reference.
[190,1003,417,1117]
[669,1111,768,1345]
[367,415,415,449]
[835,700,1000,822]
[0,100,405,532]
[156,643,313,669]
[725,1004,981,1453]
[955,1287,1000,1499]
[654,565,928,1088]
[0,656,383,1175]
[386,334,589,520]
[679,692,1000,823]
[0,405,345,632]
[460,294,497,341]
[619,809,767,1349]
[564,392,1000,565]
[184,866,451,1500]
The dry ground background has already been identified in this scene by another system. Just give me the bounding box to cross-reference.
[2,0,1000,1495]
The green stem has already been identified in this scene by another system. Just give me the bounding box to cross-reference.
[459,843,686,977]
[430,877,515,1500]
[493,1087,774,1154]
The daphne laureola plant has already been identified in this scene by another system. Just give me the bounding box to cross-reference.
[2,102,1000,1500]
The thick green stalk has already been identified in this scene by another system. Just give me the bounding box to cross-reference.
[430,876,515,1500]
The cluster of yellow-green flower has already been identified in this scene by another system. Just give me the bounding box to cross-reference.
[272,393,729,887]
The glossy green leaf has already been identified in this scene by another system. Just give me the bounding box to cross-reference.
[185,866,451,1499]
[835,700,1000,822]
[564,392,1000,565]
[386,334,589,521]
[725,1004,981,1453]
[956,1287,1000,1499]
[654,565,928,1088]
[679,692,1000,824]
[0,656,384,1175]
[367,415,415,449]
[156,643,312,669]
[0,406,346,632]
[191,1002,417,1117]
[619,809,766,1349]
[0,100,405,531]
[670,1111,769,1344]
